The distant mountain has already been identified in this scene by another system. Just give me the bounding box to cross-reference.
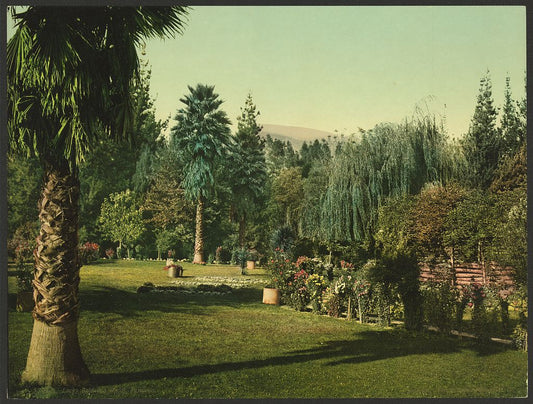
[259,124,335,150]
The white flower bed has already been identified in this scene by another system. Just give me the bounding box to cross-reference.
[170,276,268,289]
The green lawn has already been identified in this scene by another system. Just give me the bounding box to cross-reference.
[8,260,528,398]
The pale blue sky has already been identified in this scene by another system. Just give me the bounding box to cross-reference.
[7,6,526,138]
[142,6,526,138]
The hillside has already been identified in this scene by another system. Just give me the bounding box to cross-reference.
[259,124,335,149]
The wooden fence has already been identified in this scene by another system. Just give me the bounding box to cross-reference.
[419,261,514,290]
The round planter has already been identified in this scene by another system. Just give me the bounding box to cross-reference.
[168,266,178,278]
[16,291,34,312]
[246,260,256,270]
[262,287,280,305]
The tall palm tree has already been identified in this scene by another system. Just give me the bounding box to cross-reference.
[170,84,231,263]
[7,6,188,386]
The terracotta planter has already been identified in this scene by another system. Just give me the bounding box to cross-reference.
[246,260,256,270]
[16,291,34,312]
[262,287,280,305]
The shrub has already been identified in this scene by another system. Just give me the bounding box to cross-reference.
[16,264,34,292]
[288,269,310,311]
[270,226,295,259]
[353,278,371,323]
[323,286,342,317]
[306,273,327,312]
[215,246,232,263]
[421,281,458,334]
[79,242,100,265]
[105,248,115,259]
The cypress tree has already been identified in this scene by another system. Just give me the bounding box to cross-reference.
[462,72,502,189]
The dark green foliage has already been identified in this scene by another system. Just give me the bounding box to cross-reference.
[8,6,188,170]
[271,167,304,232]
[462,72,502,189]
[79,50,169,242]
[443,189,498,263]
[227,94,267,247]
[500,76,524,158]
[270,226,295,258]
[264,135,300,175]
[421,281,459,334]
[7,154,42,237]
[370,252,423,331]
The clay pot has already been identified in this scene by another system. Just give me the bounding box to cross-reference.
[262,288,280,305]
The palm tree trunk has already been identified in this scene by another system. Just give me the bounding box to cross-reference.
[22,165,89,386]
[193,196,204,263]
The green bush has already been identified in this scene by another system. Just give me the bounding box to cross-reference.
[421,281,458,334]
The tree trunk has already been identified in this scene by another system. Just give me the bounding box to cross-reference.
[22,165,89,386]
[238,214,246,248]
[193,196,204,263]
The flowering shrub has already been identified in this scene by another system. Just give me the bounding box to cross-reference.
[353,279,371,323]
[289,269,310,311]
[296,256,333,281]
[322,286,342,317]
[79,242,100,265]
[306,273,327,312]
[105,248,115,259]
[265,256,296,294]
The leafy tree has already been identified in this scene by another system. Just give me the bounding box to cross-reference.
[443,190,498,264]
[462,72,501,189]
[300,138,331,178]
[491,187,527,286]
[7,5,188,385]
[264,135,300,175]
[99,190,145,258]
[321,113,452,246]
[409,183,466,261]
[141,151,195,259]
[271,166,304,233]
[227,94,267,247]
[375,194,416,257]
[300,163,330,240]
[170,84,231,263]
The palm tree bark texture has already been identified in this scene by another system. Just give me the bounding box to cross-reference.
[193,196,205,263]
[22,165,89,385]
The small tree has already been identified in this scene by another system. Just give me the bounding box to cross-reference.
[99,190,145,258]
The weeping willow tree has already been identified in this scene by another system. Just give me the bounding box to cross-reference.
[318,112,458,246]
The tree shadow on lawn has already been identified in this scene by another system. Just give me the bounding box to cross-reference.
[91,329,512,387]
[80,286,263,318]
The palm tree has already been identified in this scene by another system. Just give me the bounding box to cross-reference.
[7,6,188,386]
[170,84,231,263]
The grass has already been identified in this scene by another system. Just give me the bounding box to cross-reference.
[8,260,528,398]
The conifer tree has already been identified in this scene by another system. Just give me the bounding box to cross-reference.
[500,76,522,157]
[228,94,267,247]
[462,72,501,189]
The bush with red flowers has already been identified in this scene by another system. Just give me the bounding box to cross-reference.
[79,242,100,265]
